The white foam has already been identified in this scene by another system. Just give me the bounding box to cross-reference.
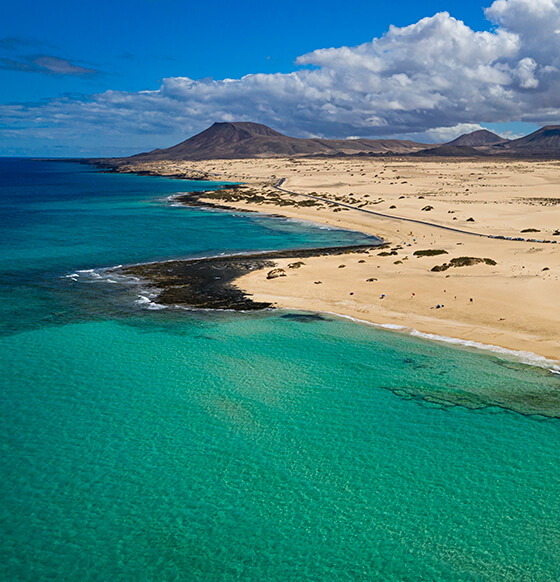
[163,193,193,208]
[409,329,560,372]
[68,267,138,286]
[376,323,406,331]
[320,311,560,374]
[135,295,166,310]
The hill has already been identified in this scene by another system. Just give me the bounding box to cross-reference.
[501,126,560,155]
[426,127,560,157]
[126,122,430,161]
[112,122,560,162]
[446,129,508,147]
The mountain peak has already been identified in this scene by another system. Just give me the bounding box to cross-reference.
[208,121,285,138]
[538,125,560,136]
[123,122,560,162]
[446,129,509,147]
[506,125,560,153]
[127,121,430,160]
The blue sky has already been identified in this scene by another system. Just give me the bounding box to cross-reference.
[1,0,555,156]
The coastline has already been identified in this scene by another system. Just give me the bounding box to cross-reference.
[6,157,560,580]
[116,244,381,310]
[91,157,560,364]
[323,311,560,373]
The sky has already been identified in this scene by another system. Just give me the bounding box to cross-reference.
[1,0,558,157]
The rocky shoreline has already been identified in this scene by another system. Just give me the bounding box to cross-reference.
[118,244,382,310]
[85,159,213,181]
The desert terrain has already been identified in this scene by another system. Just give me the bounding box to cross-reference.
[114,156,560,362]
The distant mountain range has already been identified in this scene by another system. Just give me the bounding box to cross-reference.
[121,122,560,161]
[127,121,429,161]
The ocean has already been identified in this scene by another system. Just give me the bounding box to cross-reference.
[1,159,559,581]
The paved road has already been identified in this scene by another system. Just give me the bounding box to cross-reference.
[274,178,558,244]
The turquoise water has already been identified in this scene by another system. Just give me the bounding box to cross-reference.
[0,159,374,335]
[1,160,560,581]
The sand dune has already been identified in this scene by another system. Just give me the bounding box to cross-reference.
[114,156,560,361]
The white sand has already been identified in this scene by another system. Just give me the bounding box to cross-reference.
[120,157,560,362]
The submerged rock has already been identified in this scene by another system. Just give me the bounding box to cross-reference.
[280,313,327,322]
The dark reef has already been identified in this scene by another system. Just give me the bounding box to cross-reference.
[118,244,380,310]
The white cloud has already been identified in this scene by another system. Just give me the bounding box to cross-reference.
[2,0,560,155]
[424,124,487,143]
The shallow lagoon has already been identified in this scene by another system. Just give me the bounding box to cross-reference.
[1,160,559,580]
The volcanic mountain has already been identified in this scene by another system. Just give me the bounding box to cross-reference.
[413,126,560,157]
[118,122,560,162]
[445,129,509,147]
[126,121,430,161]
[499,126,560,155]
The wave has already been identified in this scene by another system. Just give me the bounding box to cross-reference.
[63,267,167,311]
[320,311,560,375]
[66,268,131,283]
[135,294,166,310]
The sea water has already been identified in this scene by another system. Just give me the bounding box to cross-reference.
[1,159,559,581]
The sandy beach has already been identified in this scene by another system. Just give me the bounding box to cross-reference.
[113,156,560,362]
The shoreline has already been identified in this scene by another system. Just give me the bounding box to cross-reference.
[299,310,560,374]
[86,158,560,365]
[116,244,381,310]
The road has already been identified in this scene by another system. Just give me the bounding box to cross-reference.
[274,179,557,244]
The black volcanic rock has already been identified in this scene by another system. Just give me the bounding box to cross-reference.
[119,244,380,310]
[446,129,509,147]
[126,121,430,161]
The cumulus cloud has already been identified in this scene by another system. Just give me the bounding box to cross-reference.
[2,0,560,154]
[424,123,488,143]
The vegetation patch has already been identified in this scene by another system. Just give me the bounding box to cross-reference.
[186,185,322,209]
[431,257,497,272]
[413,249,448,257]
[267,268,286,279]
[295,199,320,207]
